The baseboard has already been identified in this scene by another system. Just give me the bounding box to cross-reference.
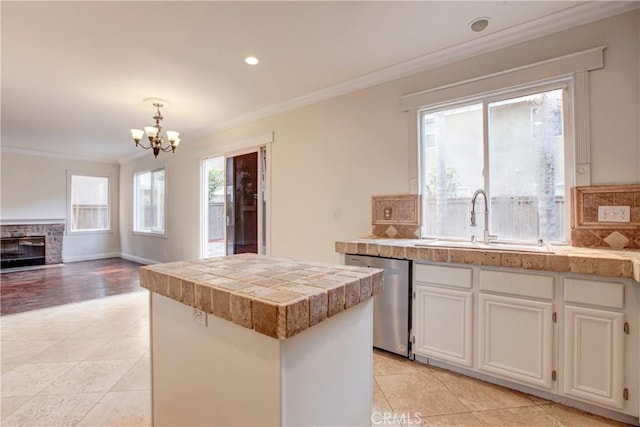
[414,355,640,426]
[62,252,121,263]
[119,252,160,265]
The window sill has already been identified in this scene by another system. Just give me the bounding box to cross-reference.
[67,229,112,236]
[133,231,167,239]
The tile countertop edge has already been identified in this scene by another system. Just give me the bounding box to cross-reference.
[335,239,640,284]
[139,254,384,340]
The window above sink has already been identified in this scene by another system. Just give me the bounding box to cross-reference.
[418,82,572,245]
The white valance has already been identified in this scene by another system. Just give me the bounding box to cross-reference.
[400,46,605,111]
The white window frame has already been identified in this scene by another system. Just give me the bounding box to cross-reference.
[417,78,574,243]
[133,167,167,237]
[403,46,604,241]
[66,171,111,234]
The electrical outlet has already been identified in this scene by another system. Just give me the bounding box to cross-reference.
[192,308,207,327]
[598,206,630,223]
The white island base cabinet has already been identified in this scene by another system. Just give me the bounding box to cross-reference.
[150,293,373,427]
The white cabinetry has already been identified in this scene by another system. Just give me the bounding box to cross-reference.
[413,264,473,367]
[478,270,555,391]
[561,278,627,410]
[411,261,639,423]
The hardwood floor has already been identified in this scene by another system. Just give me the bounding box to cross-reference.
[0,258,143,315]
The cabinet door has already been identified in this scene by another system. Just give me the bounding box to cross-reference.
[413,284,473,367]
[562,305,624,409]
[478,293,554,390]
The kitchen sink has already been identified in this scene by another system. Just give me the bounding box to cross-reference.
[414,240,554,254]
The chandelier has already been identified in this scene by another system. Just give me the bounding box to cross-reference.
[130,101,180,158]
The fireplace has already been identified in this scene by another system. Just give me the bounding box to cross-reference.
[1,236,46,268]
[0,222,64,268]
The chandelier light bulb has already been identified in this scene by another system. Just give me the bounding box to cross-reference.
[166,130,180,142]
[144,126,159,138]
[130,129,144,143]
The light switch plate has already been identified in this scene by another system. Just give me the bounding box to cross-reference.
[598,206,630,223]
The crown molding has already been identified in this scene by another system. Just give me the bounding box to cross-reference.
[198,1,638,137]
[1,146,120,165]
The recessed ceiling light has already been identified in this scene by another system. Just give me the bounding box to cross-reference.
[245,56,259,65]
[469,17,490,33]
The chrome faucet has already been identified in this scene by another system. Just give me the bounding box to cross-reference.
[470,189,497,243]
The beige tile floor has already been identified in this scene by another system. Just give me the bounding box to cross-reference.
[373,350,631,426]
[1,290,150,426]
[0,289,632,426]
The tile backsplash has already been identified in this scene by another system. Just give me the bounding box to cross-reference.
[571,185,640,250]
[371,195,421,238]
[369,188,640,249]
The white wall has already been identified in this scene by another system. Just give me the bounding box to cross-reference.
[0,152,121,262]
[118,11,638,265]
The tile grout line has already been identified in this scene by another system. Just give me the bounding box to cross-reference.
[374,369,479,421]
[428,370,476,415]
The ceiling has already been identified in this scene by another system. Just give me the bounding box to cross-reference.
[1,1,637,164]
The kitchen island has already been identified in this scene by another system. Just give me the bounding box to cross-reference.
[140,253,383,426]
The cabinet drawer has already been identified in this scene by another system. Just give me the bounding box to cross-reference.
[479,270,554,300]
[564,278,624,309]
[414,263,472,289]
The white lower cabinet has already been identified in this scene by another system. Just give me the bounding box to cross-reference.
[477,268,556,391]
[413,263,473,367]
[560,277,633,412]
[562,304,624,409]
[413,284,473,367]
[412,261,639,422]
[478,293,554,390]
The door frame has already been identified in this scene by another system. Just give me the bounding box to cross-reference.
[199,133,273,258]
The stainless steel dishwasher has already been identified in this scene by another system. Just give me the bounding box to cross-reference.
[344,255,410,357]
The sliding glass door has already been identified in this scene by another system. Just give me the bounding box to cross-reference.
[201,147,267,257]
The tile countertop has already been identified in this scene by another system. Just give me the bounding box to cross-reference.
[139,253,383,339]
[335,239,640,283]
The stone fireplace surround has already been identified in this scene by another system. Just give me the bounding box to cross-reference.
[0,222,64,265]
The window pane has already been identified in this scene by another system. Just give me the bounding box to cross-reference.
[152,170,165,233]
[135,172,150,231]
[134,169,165,234]
[70,175,109,231]
[422,104,483,238]
[488,89,565,242]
